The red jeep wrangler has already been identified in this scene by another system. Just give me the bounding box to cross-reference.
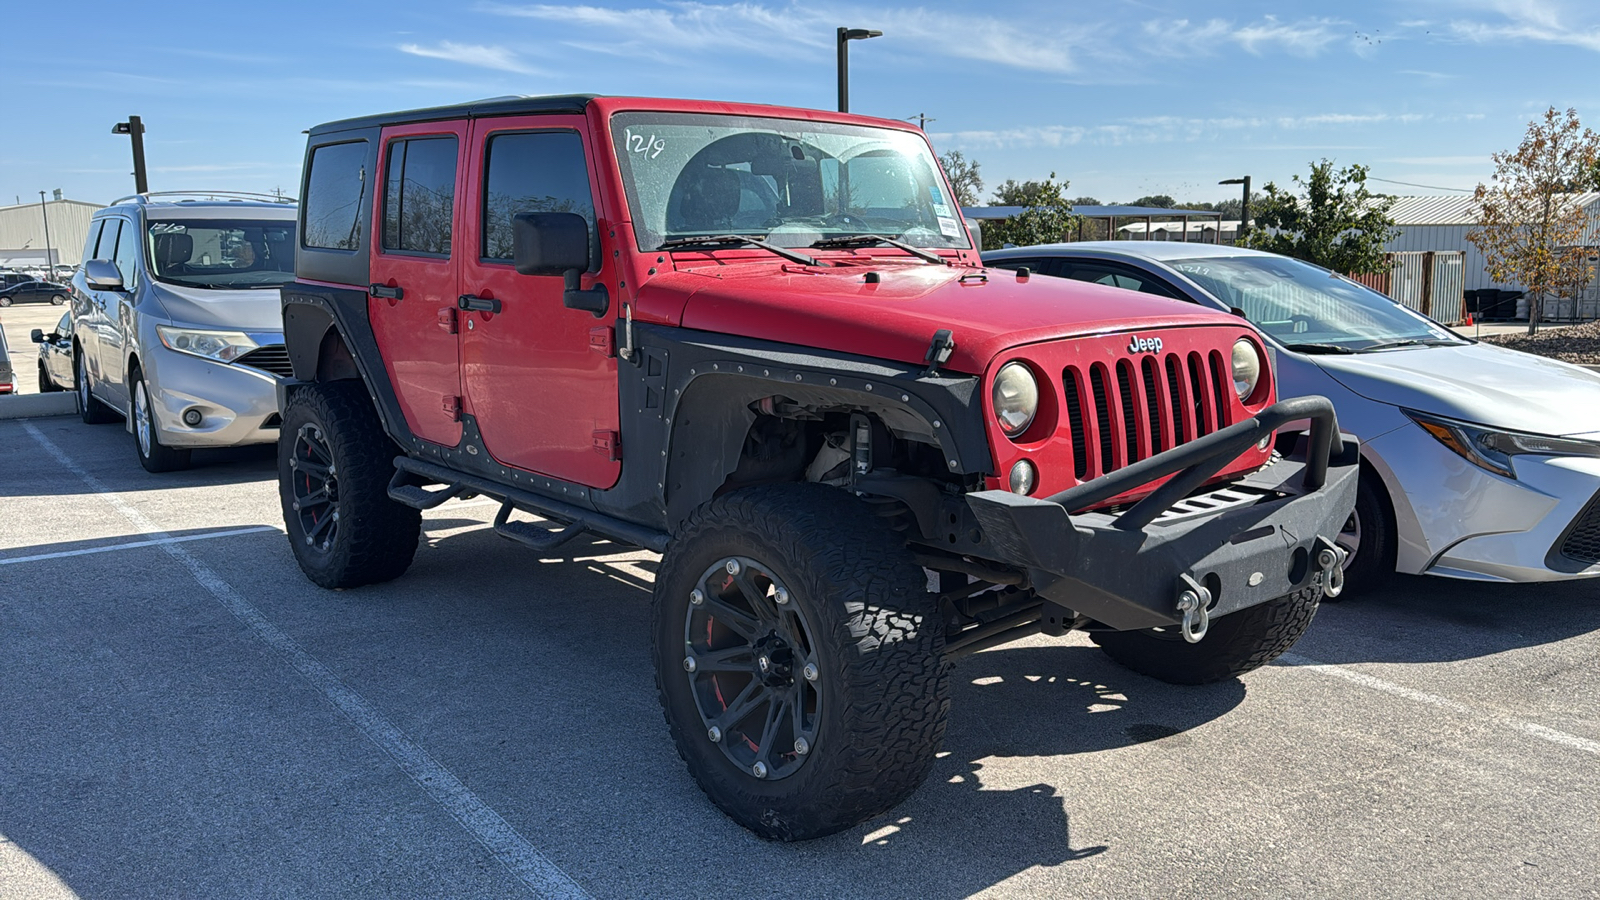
[279,95,1357,840]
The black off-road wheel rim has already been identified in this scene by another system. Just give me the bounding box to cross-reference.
[682,556,821,782]
[290,422,341,554]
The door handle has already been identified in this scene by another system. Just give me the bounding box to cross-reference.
[370,283,404,300]
[458,294,501,313]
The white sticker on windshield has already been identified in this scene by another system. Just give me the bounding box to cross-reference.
[937,216,961,237]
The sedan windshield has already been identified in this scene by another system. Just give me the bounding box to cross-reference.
[610,111,970,253]
[1168,255,1466,351]
[147,219,297,289]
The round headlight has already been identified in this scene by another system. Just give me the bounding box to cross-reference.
[992,362,1039,437]
[1231,339,1262,400]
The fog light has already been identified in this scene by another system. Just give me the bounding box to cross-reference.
[182,408,203,427]
[1009,459,1037,495]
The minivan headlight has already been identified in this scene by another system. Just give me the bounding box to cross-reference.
[156,326,258,363]
[992,362,1039,437]
[1406,409,1600,479]
[1231,338,1262,400]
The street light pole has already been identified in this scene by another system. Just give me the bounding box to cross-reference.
[113,115,149,194]
[836,27,882,113]
[38,191,54,275]
[1219,176,1251,242]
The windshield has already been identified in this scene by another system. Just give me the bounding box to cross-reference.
[147,219,297,289]
[610,112,970,253]
[1169,255,1465,351]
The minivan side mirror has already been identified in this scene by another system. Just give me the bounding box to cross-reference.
[83,259,126,292]
[512,212,609,318]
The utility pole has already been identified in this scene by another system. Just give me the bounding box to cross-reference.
[38,191,54,274]
[836,27,882,113]
[113,115,150,194]
[906,113,936,131]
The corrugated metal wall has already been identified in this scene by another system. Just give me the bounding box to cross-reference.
[0,200,104,266]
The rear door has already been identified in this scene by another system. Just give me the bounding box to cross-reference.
[368,122,467,448]
[458,115,620,488]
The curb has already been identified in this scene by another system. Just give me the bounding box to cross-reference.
[0,393,79,420]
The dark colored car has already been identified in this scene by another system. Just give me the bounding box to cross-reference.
[0,327,13,394]
[0,279,70,307]
[30,312,74,392]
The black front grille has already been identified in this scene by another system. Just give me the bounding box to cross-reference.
[1560,492,1600,566]
[235,344,293,378]
[1064,351,1230,480]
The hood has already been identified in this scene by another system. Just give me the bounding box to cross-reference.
[640,261,1243,374]
[1311,341,1600,437]
[148,282,286,332]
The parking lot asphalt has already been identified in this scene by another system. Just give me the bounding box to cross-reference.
[2,415,1599,900]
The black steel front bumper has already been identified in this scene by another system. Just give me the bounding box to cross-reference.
[966,396,1359,632]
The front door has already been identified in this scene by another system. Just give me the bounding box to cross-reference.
[368,122,467,448]
[458,116,621,488]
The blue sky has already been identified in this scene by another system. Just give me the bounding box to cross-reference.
[5,0,1600,209]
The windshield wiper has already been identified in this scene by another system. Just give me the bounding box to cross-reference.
[809,234,944,265]
[1281,342,1358,355]
[1364,339,1460,351]
[658,234,822,267]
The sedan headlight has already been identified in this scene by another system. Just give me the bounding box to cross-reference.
[992,362,1039,437]
[1406,409,1600,479]
[156,326,258,363]
[1231,338,1262,400]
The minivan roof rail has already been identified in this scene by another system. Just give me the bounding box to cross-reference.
[108,191,296,206]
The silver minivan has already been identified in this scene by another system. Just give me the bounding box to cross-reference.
[73,193,297,471]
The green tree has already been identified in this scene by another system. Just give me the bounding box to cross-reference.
[1241,160,1397,275]
[983,173,1080,250]
[1128,194,1176,209]
[1469,107,1600,334]
[938,151,985,208]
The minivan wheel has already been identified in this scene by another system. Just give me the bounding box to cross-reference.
[279,381,421,589]
[76,351,119,424]
[653,484,950,841]
[132,373,191,473]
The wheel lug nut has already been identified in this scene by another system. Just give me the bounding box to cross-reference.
[725,559,741,576]
[707,726,722,743]
[689,589,705,606]
[683,656,697,673]
[774,587,789,605]
[794,737,810,755]
[751,761,768,779]
[291,501,300,511]
[802,662,819,682]
[332,511,340,521]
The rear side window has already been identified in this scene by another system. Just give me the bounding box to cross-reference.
[303,141,368,250]
[111,220,140,289]
[481,131,594,263]
[383,137,458,256]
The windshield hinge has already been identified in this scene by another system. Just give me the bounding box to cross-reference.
[923,329,956,377]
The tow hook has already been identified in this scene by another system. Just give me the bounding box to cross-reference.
[1175,573,1212,643]
[1313,536,1347,599]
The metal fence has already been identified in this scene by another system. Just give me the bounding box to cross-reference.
[1350,251,1466,324]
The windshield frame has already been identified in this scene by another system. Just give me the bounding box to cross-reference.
[145,217,299,290]
[1161,253,1469,353]
[605,110,971,256]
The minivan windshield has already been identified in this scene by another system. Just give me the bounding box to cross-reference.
[610,112,970,253]
[1168,255,1466,351]
[147,219,297,289]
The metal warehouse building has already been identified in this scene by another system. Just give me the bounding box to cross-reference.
[0,197,106,269]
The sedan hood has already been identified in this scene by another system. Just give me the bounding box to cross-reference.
[149,282,285,332]
[1312,342,1600,437]
[641,261,1242,374]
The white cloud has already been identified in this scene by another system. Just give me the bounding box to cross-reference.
[1446,0,1600,52]
[1141,15,1345,57]
[935,112,1454,150]
[398,41,541,74]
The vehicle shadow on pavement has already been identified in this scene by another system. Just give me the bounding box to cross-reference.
[1298,574,1600,664]
[0,418,277,497]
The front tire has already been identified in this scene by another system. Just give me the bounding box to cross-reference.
[132,373,192,473]
[1329,475,1395,599]
[653,484,950,841]
[279,381,421,589]
[1091,581,1324,685]
[39,361,61,393]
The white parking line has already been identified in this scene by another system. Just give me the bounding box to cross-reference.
[1279,651,1600,756]
[21,422,591,900]
[0,526,279,566]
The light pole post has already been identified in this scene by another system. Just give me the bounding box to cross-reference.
[113,115,150,194]
[38,191,54,274]
[1219,176,1251,243]
[836,27,882,113]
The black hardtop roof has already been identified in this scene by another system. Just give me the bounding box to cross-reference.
[309,94,600,137]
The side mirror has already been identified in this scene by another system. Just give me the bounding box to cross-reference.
[84,259,126,292]
[511,212,609,318]
[30,329,45,343]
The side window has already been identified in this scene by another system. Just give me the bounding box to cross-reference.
[988,257,1047,274]
[111,220,140,290]
[1066,264,1179,299]
[382,136,458,256]
[481,131,595,263]
[303,141,369,250]
[84,220,107,261]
